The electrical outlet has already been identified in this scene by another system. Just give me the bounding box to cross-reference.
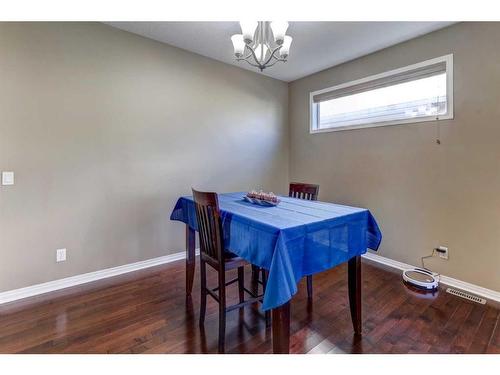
[56,248,67,262]
[437,246,449,260]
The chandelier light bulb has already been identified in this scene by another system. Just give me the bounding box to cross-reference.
[231,34,245,57]
[239,21,258,44]
[270,21,289,45]
[280,36,293,57]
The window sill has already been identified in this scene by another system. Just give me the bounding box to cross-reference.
[309,113,454,134]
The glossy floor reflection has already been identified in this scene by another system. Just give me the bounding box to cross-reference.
[0,258,498,354]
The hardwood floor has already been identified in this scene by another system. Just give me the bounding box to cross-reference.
[0,258,498,354]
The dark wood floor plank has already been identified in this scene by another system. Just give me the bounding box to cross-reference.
[449,302,487,353]
[413,290,462,349]
[0,257,497,354]
[486,312,499,354]
[427,299,474,353]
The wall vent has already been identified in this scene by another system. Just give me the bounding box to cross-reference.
[446,288,486,304]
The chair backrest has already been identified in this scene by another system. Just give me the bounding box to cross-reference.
[289,182,319,201]
[192,188,224,263]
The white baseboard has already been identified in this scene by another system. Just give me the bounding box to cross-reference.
[0,250,199,305]
[362,252,500,303]
[2,250,497,306]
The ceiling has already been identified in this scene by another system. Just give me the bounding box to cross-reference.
[105,22,455,82]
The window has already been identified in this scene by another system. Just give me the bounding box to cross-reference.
[310,54,453,133]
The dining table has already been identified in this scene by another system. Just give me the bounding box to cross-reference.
[170,191,382,353]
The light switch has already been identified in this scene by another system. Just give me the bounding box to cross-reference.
[2,171,14,186]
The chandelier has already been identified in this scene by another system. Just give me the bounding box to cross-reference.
[231,21,292,71]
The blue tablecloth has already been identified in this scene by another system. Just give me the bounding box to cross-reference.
[170,192,382,311]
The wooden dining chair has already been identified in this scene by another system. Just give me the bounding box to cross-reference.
[289,182,319,201]
[192,188,267,353]
[289,182,320,301]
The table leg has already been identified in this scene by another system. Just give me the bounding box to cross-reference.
[185,225,196,297]
[272,302,290,354]
[348,255,362,335]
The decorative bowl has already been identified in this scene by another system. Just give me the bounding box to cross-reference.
[243,196,280,207]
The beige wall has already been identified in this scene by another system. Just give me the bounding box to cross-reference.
[0,22,289,292]
[289,22,500,291]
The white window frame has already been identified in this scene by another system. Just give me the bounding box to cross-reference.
[309,54,454,134]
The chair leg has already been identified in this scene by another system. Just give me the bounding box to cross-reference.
[218,302,226,353]
[199,260,207,327]
[306,275,313,301]
[251,265,259,296]
[237,266,245,305]
[218,303,226,353]
[218,267,226,353]
[261,268,270,327]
